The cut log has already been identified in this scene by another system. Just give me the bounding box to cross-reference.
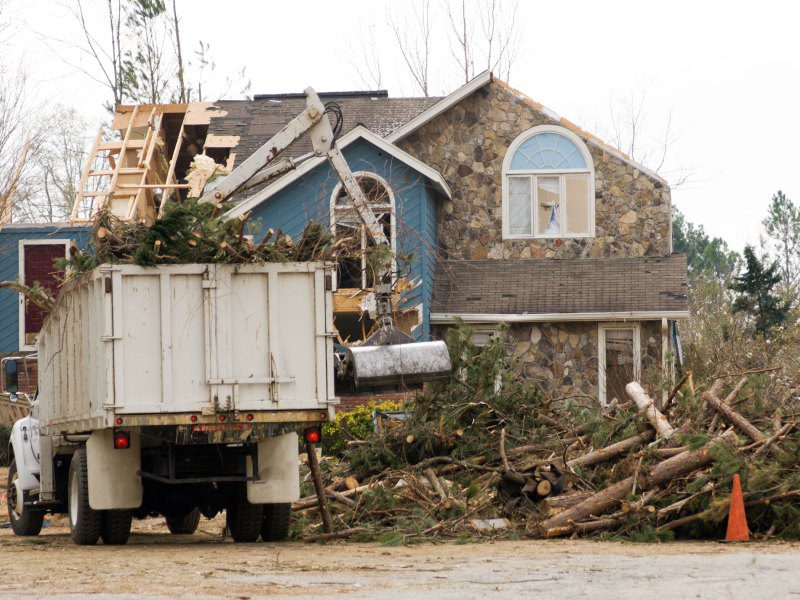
[703,378,765,443]
[293,483,375,510]
[538,430,737,537]
[424,468,448,501]
[566,430,655,470]
[626,382,675,440]
[540,491,594,516]
[326,490,356,507]
[304,527,372,543]
[536,479,552,497]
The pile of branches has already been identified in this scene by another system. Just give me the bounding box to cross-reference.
[294,326,800,544]
[59,201,336,276]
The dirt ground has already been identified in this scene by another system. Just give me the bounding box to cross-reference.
[2,466,800,599]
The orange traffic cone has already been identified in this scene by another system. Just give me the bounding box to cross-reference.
[725,474,750,542]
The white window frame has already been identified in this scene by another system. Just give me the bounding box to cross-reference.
[329,171,397,289]
[598,322,641,407]
[502,125,595,240]
[18,239,70,351]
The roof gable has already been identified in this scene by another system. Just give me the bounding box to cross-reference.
[225,126,451,218]
[388,71,667,186]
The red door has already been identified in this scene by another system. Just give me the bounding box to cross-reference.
[22,243,65,346]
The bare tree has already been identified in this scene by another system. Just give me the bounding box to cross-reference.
[605,85,692,187]
[476,0,522,81]
[345,23,384,90]
[170,0,186,102]
[445,0,524,84]
[30,107,95,222]
[61,0,130,109]
[446,0,473,83]
[389,0,434,96]
[0,68,46,222]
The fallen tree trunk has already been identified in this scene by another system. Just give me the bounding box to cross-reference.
[566,430,655,470]
[626,382,675,440]
[538,431,737,537]
[540,491,594,516]
[703,378,765,443]
[304,527,372,543]
[293,482,376,510]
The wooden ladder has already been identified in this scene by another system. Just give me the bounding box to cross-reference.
[70,106,166,223]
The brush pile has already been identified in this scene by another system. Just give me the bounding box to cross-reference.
[58,201,335,276]
[295,326,800,544]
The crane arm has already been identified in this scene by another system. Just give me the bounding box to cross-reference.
[199,88,387,247]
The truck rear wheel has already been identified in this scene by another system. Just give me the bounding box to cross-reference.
[7,459,45,536]
[68,449,101,545]
[166,507,201,535]
[226,487,262,543]
[101,510,132,545]
[261,503,292,541]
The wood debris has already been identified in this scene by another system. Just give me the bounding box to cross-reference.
[294,329,800,543]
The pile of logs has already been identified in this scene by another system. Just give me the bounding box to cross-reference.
[297,372,799,542]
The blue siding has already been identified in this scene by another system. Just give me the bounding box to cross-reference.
[0,225,91,353]
[245,139,440,340]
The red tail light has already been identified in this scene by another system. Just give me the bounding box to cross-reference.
[113,429,130,450]
[304,427,321,444]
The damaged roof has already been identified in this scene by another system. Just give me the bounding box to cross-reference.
[430,255,689,320]
[207,92,441,164]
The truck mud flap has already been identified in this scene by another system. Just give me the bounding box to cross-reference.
[246,431,301,504]
[86,429,143,510]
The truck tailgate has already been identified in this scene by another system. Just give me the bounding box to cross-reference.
[37,262,334,426]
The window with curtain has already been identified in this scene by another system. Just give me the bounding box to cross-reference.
[503,127,594,239]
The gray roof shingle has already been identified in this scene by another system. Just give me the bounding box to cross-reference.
[431,255,689,316]
[209,92,441,164]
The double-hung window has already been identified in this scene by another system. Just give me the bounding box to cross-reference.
[503,126,594,239]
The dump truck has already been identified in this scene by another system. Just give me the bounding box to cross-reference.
[6,261,334,544]
[5,87,451,545]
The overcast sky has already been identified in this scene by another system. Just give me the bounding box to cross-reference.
[4,0,798,252]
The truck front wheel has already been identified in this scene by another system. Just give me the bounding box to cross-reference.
[166,507,201,535]
[7,459,45,536]
[68,449,102,545]
[226,487,262,543]
[261,503,292,542]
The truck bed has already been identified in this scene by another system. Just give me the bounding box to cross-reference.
[37,262,335,435]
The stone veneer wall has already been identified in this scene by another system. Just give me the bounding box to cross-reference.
[504,320,663,403]
[398,81,672,260]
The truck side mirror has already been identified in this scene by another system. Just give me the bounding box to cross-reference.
[5,359,18,396]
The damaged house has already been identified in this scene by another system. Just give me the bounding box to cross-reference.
[0,71,688,405]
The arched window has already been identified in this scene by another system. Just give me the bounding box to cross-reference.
[330,172,396,289]
[502,125,594,239]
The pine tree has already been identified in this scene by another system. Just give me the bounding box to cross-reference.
[729,246,790,335]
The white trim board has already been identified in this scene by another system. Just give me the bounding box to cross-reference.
[387,69,666,186]
[386,70,493,143]
[430,311,689,324]
[225,125,452,219]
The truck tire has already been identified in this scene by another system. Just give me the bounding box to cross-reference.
[226,487,262,543]
[6,459,45,536]
[261,503,292,542]
[101,510,132,545]
[166,507,201,535]
[68,449,101,545]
